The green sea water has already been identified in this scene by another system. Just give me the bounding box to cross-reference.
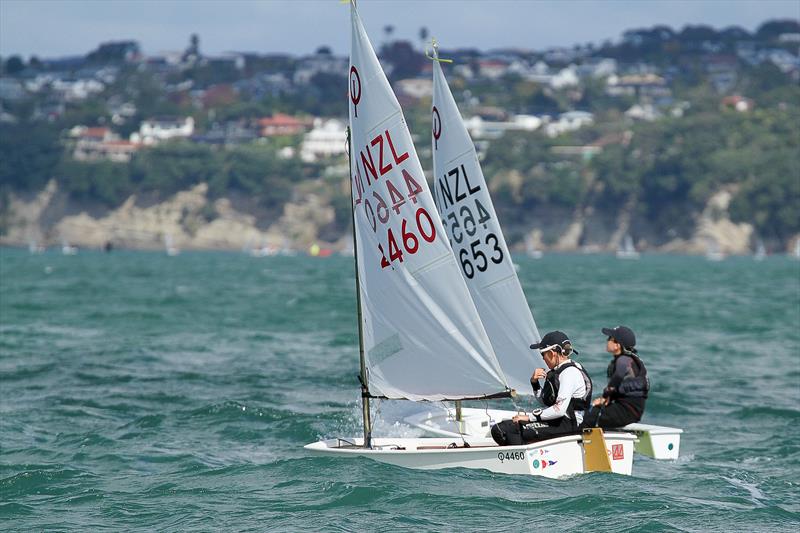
[1,249,799,531]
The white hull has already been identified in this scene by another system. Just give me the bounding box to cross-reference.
[616,250,640,260]
[305,433,636,478]
[405,407,683,460]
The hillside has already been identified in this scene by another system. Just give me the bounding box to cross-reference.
[1,19,798,253]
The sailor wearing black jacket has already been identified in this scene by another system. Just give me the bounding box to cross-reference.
[491,331,593,446]
[581,325,649,429]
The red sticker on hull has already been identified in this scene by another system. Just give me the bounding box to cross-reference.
[612,444,624,460]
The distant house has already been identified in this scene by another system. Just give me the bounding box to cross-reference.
[625,103,661,121]
[778,33,800,44]
[453,64,475,79]
[0,78,26,101]
[464,114,543,139]
[477,59,509,79]
[108,100,136,125]
[257,114,309,137]
[544,47,584,64]
[76,140,139,163]
[200,84,238,108]
[550,145,602,161]
[71,126,140,162]
[71,126,115,142]
[721,95,754,112]
[549,66,580,89]
[207,54,245,71]
[550,131,632,162]
[705,55,739,93]
[51,77,105,101]
[294,50,348,85]
[192,121,257,146]
[545,111,594,137]
[762,48,800,74]
[300,118,347,162]
[131,116,195,145]
[235,73,291,100]
[577,58,618,79]
[395,78,433,100]
[606,73,670,99]
[0,106,18,124]
[522,62,581,89]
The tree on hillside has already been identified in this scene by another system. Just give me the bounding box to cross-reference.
[0,124,61,192]
[379,41,425,80]
[756,20,800,40]
[4,56,25,75]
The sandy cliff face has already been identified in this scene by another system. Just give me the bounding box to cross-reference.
[2,180,59,246]
[0,182,760,254]
[0,182,337,252]
[658,189,753,255]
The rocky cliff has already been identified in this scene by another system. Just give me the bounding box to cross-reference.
[1,180,787,255]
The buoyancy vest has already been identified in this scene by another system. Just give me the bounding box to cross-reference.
[607,351,650,399]
[541,361,593,417]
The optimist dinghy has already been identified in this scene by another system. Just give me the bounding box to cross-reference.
[304,2,635,478]
[399,40,683,461]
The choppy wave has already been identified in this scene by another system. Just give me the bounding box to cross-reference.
[1,251,798,531]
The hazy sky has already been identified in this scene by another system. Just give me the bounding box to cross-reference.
[1,0,798,59]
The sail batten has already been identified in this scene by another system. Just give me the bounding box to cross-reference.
[349,4,508,402]
[431,54,544,395]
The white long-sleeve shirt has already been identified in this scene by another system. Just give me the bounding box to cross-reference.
[533,361,588,425]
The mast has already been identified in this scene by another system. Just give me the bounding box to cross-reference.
[347,126,371,449]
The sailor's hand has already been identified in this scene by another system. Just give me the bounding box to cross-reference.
[512,414,529,423]
[592,397,608,407]
[532,368,547,380]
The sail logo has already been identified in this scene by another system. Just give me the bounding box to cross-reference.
[349,66,361,117]
[432,106,441,150]
[611,444,624,460]
[532,458,558,470]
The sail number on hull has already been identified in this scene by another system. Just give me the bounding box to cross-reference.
[352,129,438,269]
[433,164,504,279]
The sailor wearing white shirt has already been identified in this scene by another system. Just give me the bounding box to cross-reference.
[491,331,593,445]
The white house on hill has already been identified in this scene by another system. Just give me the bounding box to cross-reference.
[300,118,347,162]
[131,116,195,145]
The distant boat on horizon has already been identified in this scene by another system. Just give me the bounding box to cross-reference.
[61,240,78,255]
[754,239,766,261]
[28,240,45,254]
[705,240,725,262]
[524,236,543,259]
[616,234,640,260]
[164,234,179,256]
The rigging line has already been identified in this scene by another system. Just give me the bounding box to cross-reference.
[441,400,472,448]
[372,397,382,427]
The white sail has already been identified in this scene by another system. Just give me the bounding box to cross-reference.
[430,54,543,394]
[348,4,507,401]
[754,239,766,261]
[617,234,639,259]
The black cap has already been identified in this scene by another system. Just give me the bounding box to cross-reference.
[530,330,578,354]
[602,326,636,349]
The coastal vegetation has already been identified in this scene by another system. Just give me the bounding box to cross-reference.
[1,19,798,248]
